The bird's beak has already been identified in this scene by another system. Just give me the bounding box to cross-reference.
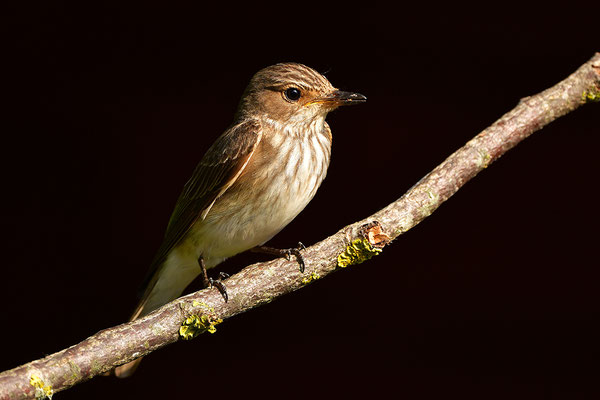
[306,90,367,107]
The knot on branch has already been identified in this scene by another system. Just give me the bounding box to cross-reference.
[337,221,390,268]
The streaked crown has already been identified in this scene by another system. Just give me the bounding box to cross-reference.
[250,63,334,93]
[235,63,336,122]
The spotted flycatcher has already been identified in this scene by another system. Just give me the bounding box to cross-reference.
[115,63,365,377]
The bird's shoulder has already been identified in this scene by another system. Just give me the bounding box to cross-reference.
[198,118,263,168]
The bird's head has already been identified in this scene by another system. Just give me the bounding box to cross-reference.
[236,63,366,124]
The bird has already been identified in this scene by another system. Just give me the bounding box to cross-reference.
[114,62,366,377]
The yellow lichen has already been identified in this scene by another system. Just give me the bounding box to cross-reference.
[582,89,600,102]
[337,238,383,268]
[301,271,321,284]
[30,374,53,400]
[179,314,223,340]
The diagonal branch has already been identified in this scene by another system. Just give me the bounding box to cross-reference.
[1,53,598,400]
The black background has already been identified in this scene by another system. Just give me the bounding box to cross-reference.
[3,2,599,399]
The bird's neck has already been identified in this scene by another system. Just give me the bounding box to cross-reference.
[260,114,328,141]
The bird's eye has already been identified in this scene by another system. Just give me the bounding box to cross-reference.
[284,87,302,102]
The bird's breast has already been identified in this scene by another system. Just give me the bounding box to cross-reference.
[191,123,332,261]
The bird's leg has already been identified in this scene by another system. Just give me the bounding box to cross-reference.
[251,242,306,273]
[199,257,229,302]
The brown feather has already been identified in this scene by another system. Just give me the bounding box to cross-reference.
[133,119,262,313]
[116,63,364,378]
[115,119,262,379]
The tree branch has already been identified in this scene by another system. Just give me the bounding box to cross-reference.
[1,53,598,400]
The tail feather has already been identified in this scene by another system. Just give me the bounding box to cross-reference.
[115,357,144,378]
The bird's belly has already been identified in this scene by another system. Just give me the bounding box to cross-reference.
[187,164,326,264]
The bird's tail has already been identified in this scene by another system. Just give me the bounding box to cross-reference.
[114,252,202,378]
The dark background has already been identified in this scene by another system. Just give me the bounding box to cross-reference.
[3,2,599,399]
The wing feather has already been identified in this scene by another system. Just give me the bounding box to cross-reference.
[137,119,262,296]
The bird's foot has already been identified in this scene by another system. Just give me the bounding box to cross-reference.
[208,272,230,303]
[252,242,306,273]
[199,256,229,302]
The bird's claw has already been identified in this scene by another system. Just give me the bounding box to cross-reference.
[218,271,230,280]
[286,242,306,273]
[209,274,229,303]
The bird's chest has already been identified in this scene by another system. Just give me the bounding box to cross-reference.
[252,132,331,220]
[198,130,331,258]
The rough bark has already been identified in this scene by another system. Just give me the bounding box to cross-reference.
[1,53,598,400]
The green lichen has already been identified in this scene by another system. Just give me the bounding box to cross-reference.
[192,300,211,309]
[179,314,222,340]
[477,148,492,169]
[337,238,383,268]
[30,374,53,400]
[301,271,321,284]
[66,361,81,385]
[419,188,440,217]
[582,88,600,102]
[90,359,103,376]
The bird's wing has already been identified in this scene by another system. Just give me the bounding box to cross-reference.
[139,118,262,294]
